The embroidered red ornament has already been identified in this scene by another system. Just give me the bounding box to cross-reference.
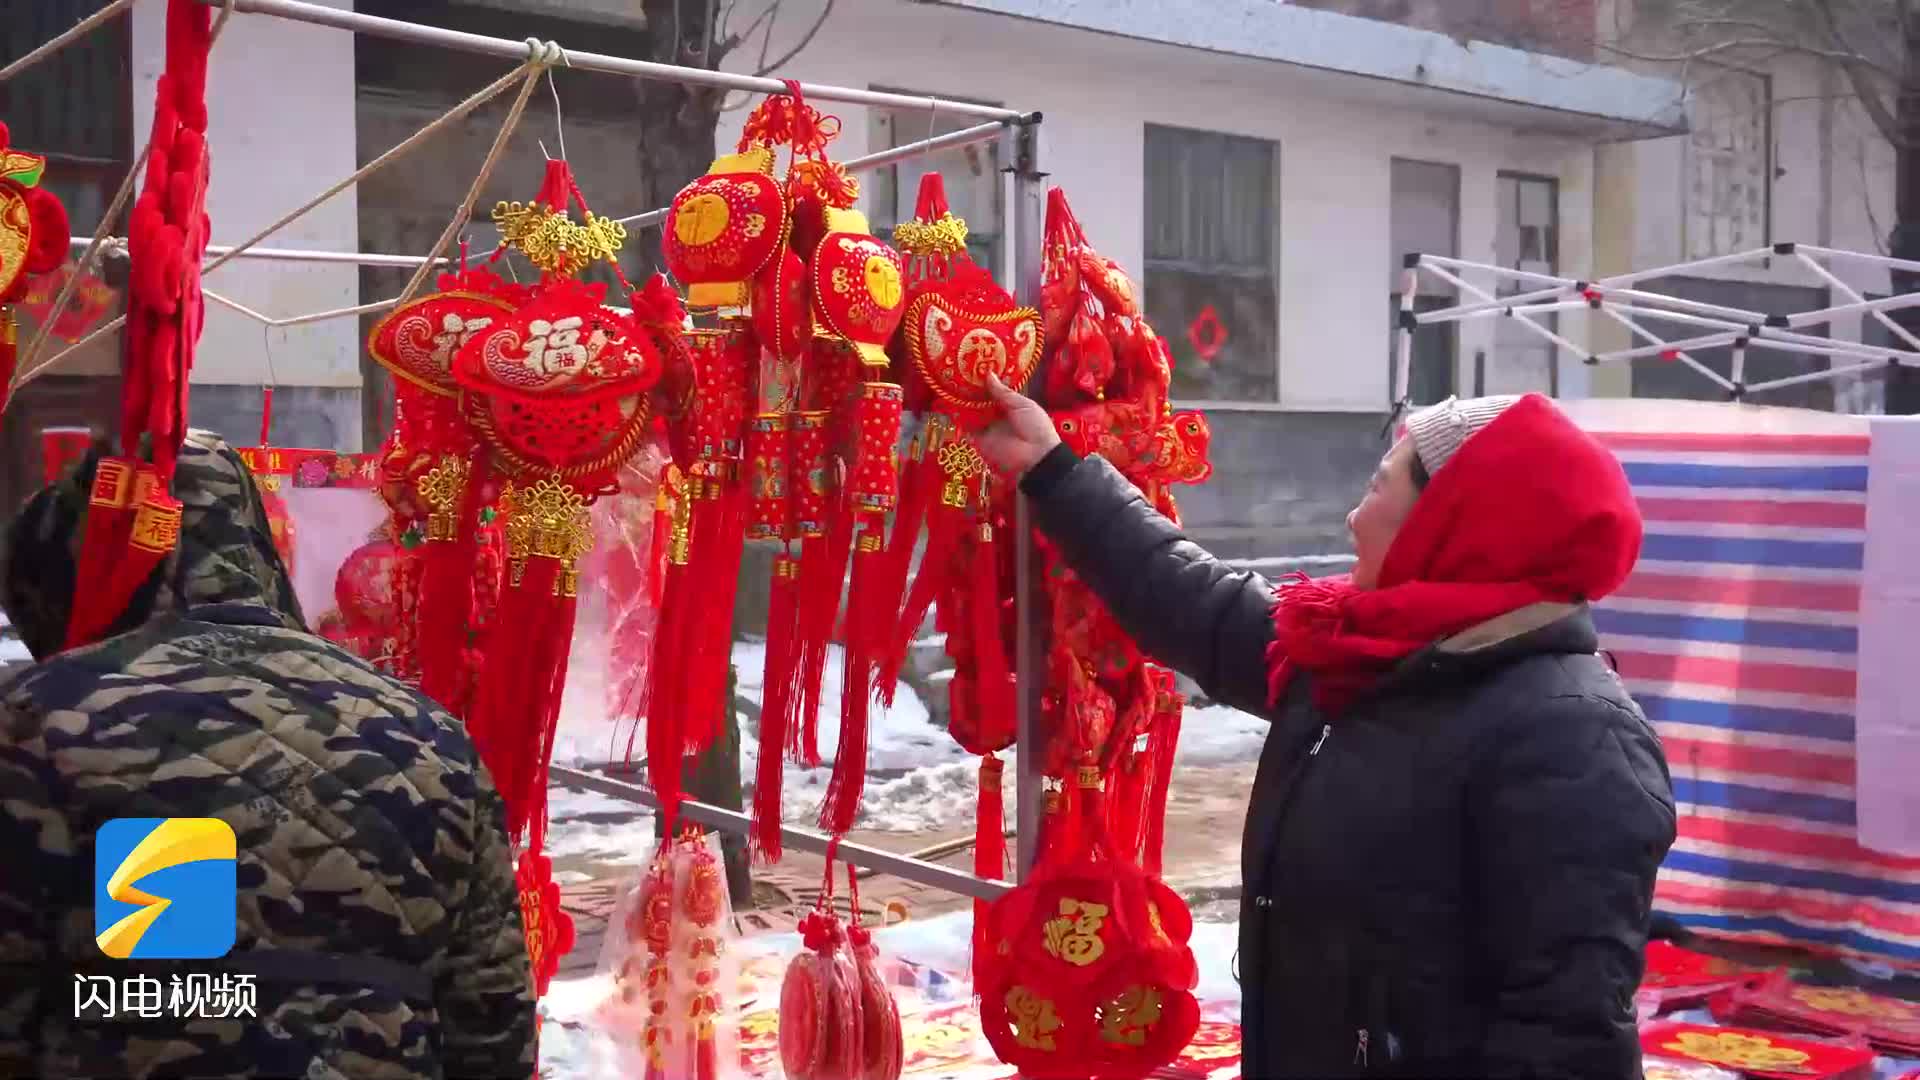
[976,770,1200,1079]
[665,146,786,311]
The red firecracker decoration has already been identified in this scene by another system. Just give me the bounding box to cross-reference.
[63,0,212,651]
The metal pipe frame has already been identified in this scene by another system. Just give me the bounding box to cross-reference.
[1006,119,1047,883]
[612,118,1024,231]
[1747,357,1890,394]
[1412,262,1588,366]
[1793,250,1920,353]
[199,0,1023,120]
[550,767,1011,902]
[1593,304,1715,380]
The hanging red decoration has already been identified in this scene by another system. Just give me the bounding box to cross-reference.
[1185,304,1227,363]
[0,122,72,422]
[63,0,213,651]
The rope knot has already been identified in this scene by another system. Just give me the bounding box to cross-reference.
[523,37,565,67]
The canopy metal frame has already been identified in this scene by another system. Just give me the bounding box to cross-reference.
[1392,243,1920,409]
[114,0,1052,897]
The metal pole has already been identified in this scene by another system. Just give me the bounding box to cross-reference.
[1793,249,1920,353]
[1392,266,1417,406]
[1006,117,1047,882]
[550,767,1011,902]
[68,236,444,269]
[612,117,1026,231]
[1746,357,1894,393]
[199,0,1023,121]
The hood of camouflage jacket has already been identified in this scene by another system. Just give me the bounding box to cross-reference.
[2,430,306,659]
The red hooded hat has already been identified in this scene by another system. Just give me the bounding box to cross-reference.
[1266,393,1643,714]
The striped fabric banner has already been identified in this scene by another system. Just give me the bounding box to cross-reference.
[1591,430,1920,966]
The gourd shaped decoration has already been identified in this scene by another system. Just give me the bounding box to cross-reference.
[976,769,1200,1080]
[63,0,213,653]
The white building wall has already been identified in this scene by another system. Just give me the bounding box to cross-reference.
[134,0,362,396]
[716,0,1602,412]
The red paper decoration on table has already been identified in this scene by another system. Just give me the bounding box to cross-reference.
[1639,1022,1875,1080]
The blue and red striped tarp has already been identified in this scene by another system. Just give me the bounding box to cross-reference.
[1591,430,1920,967]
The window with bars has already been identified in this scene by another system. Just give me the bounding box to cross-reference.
[1143,124,1279,403]
[1488,172,1560,395]
[1686,66,1771,260]
[867,91,1003,278]
[1389,158,1459,406]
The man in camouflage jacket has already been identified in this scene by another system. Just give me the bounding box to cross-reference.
[0,431,536,1078]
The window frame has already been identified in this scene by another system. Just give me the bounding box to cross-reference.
[1388,157,1463,407]
[1489,169,1561,397]
[1682,62,1774,261]
[1144,122,1283,410]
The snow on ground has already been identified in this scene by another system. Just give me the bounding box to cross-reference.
[1176,704,1270,766]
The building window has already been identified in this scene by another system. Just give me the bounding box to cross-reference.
[1686,65,1771,259]
[1488,172,1559,395]
[1389,158,1459,406]
[867,91,1004,278]
[1144,124,1278,403]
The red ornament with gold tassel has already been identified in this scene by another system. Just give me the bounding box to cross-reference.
[807,205,908,837]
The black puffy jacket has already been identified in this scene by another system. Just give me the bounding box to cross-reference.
[1022,446,1678,1080]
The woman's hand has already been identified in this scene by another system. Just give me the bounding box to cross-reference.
[976,373,1062,479]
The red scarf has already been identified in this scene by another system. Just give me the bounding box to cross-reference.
[1266,394,1642,714]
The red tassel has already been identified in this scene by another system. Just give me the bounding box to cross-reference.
[1107,744,1149,864]
[683,479,746,752]
[872,434,939,707]
[972,754,1007,972]
[468,556,577,843]
[1142,688,1182,878]
[820,519,885,835]
[417,451,483,714]
[966,519,1017,730]
[795,484,855,767]
[642,478,695,825]
[751,553,802,862]
[885,496,964,706]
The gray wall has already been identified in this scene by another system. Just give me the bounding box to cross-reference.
[1177,408,1379,560]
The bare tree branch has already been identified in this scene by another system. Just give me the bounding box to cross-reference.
[716,0,781,59]
[1810,0,1906,145]
[754,0,834,77]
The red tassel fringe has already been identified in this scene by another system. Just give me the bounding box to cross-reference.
[468,557,577,844]
[1142,693,1182,877]
[417,452,483,714]
[972,754,1006,972]
[751,554,802,862]
[873,441,940,707]
[795,484,855,767]
[64,457,142,649]
[819,521,885,836]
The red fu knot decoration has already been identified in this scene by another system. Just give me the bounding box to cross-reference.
[0,122,73,421]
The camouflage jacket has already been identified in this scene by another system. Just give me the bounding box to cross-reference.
[0,432,535,1079]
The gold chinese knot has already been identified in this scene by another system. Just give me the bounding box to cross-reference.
[500,479,594,595]
[492,200,627,277]
[936,440,986,508]
[416,455,469,542]
[1042,897,1109,967]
